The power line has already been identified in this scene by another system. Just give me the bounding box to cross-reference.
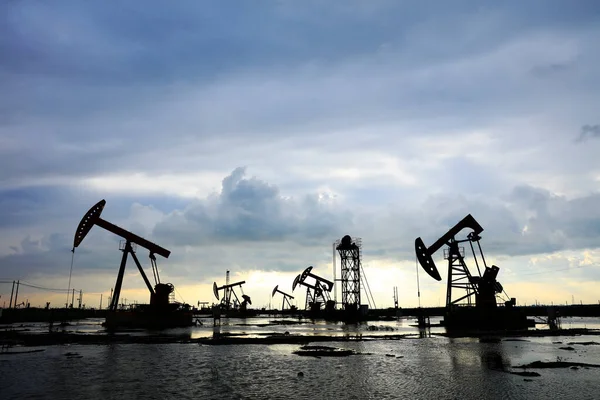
[66,250,76,306]
[174,287,185,304]
[0,280,73,293]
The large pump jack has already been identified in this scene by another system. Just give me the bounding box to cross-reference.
[74,200,192,328]
[415,214,531,330]
[415,214,507,309]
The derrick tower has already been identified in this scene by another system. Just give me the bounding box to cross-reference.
[335,235,362,312]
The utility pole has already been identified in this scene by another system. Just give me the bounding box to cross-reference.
[100,294,103,310]
[9,280,15,309]
[71,289,75,308]
[14,281,20,308]
[78,290,83,309]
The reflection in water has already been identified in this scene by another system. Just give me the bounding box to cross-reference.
[481,350,508,372]
[213,324,221,340]
[3,317,600,398]
[2,336,600,399]
[5,316,600,341]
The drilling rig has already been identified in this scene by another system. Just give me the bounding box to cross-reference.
[415,214,533,331]
[333,235,376,321]
[74,200,193,329]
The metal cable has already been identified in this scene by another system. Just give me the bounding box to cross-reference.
[66,250,76,305]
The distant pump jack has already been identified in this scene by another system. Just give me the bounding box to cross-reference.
[271,285,295,311]
[292,266,334,312]
[213,270,250,311]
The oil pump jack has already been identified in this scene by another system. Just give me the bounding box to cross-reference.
[73,200,192,329]
[213,270,251,312]
[292,266,335,313]
[415,214,533,330]
[272,285,296,312]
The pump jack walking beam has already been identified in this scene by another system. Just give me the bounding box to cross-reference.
[415,214,483,281]
[74,200,170,258]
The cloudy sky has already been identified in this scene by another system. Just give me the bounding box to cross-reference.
[1,1,599,310]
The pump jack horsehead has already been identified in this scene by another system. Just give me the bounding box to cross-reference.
[414,214,532,330]
[73,199,192,328]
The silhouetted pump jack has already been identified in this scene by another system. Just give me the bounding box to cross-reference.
[272,285,295,311]
[73,199,173,311]
[415,214,510,310]
[292,266,335,312]
[413,214,534,330]
[213,280,251,311]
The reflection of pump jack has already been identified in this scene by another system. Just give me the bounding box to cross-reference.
[547,306,562,330]
[292,266,334,312]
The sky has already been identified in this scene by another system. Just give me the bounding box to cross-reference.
[1,1,600,310]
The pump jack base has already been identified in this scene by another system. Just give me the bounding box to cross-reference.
[442,307,535,332]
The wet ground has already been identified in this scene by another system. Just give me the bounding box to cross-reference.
[2,316,600,399]
[5,315,600,339]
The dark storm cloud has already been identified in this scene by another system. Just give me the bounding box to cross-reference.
[0,188,186,279]
[576,125,600,142]
[0,231,118,279]
[1,0,600,295]
[3,170,600,286]
[356,183,600,264]
[431,185,600,257]
[2,0,598,118]
[0,187,59,228]
[1,0,598,193]
[0,185,183,229]
[508,185,600,250]
[150,168,600,269]
[153,167,351,246]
